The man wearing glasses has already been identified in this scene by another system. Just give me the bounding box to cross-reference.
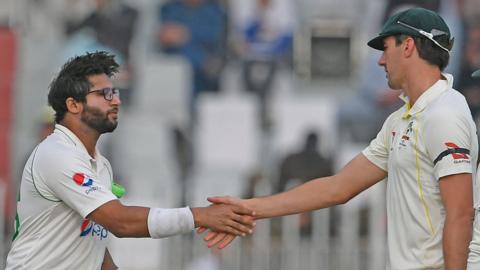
[5,51,255,270]
[202,7,477,269]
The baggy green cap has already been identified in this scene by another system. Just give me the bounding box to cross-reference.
[368,7,451,51]
[473,69,480,78]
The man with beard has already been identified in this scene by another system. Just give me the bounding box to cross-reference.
[5,51,255,270]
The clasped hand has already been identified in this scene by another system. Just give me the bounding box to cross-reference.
[196,196,251,249]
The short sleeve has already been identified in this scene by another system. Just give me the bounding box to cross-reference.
[36,148,117,218]
[424,111,474,179]
[362,115,392,172]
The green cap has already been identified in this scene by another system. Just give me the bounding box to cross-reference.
[368,7,451,51]
[473,69,480,78]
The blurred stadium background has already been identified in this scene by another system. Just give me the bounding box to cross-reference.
[1,0,479,269]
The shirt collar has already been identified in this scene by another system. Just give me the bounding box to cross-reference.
[400,73,453,119]
[54,124,100,161]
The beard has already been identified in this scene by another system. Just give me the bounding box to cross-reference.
[81,104,118,134]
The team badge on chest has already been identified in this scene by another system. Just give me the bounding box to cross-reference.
[399,121,414,148]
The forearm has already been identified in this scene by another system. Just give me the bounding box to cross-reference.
[245,154,386,219]
[89,201,191,238]
[439,173,474,269]
[443,214,473,269]
[246,176,342,219]
[94,205,151,238]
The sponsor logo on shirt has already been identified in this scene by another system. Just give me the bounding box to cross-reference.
[73,173,101,195]
[445,142,470,164]
[433,142,471,165]
[80,219,108,240]
[80,219,93,236]
[73,173,93,187]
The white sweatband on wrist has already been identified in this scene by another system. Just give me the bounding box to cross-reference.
[147,207,195,238]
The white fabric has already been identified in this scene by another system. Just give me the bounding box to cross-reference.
[6,124,117,270]
[362,74,478,269]
[468,211,480,269]
[147,207,194,238]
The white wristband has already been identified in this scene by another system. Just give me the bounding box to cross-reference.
[147,207,195,238]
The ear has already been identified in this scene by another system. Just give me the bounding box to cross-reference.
[65,97,83,115]
[403,37,416,57]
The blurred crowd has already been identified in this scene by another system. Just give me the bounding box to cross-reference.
[1,0,480,267]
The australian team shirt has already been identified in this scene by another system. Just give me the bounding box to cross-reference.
[6,124,118,270]
[362,74,478,270]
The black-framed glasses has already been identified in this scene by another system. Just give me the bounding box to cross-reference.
[87,87,120,101]
[396,20,452,53]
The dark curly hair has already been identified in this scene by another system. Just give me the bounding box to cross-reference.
[48,51,119,123]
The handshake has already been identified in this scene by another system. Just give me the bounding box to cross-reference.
[191,196,253,249]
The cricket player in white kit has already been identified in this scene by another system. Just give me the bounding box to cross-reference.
[6,52,255,270]
[201,8,478,269]
[468,68,480,270]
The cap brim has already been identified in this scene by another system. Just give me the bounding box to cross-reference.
[473,69,480,78]
[367,35,387,51]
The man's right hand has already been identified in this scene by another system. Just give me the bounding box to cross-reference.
[190,203,256,237]
[195,196,253,249]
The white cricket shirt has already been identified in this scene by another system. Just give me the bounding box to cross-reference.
[363,74,478,270]
[6,124,118,270]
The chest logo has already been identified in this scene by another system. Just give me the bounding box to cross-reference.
[398,121,414,147]
[80,219,93,236]
[80,219,108,240]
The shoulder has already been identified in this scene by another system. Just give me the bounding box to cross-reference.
[426,89,471,122]
[422,89,474,135]
[99,155,113,172]
[382,107,404,129]
[35,135,89,173]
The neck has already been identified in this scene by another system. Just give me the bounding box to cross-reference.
[402,64,442,106]
[60,118,100,158]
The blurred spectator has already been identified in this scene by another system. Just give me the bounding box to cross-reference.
[277,132,332,193]
[461,0,480,25]
[230,0,295,130]
[157,0,227,117]
[457,22,480,119]
[276,131,333,235]
[230,0,294,63]
[66,0,138,107]
[382,0,440,22]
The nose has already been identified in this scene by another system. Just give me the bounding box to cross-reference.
[111,94,122,106]
[378,52,386,66]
